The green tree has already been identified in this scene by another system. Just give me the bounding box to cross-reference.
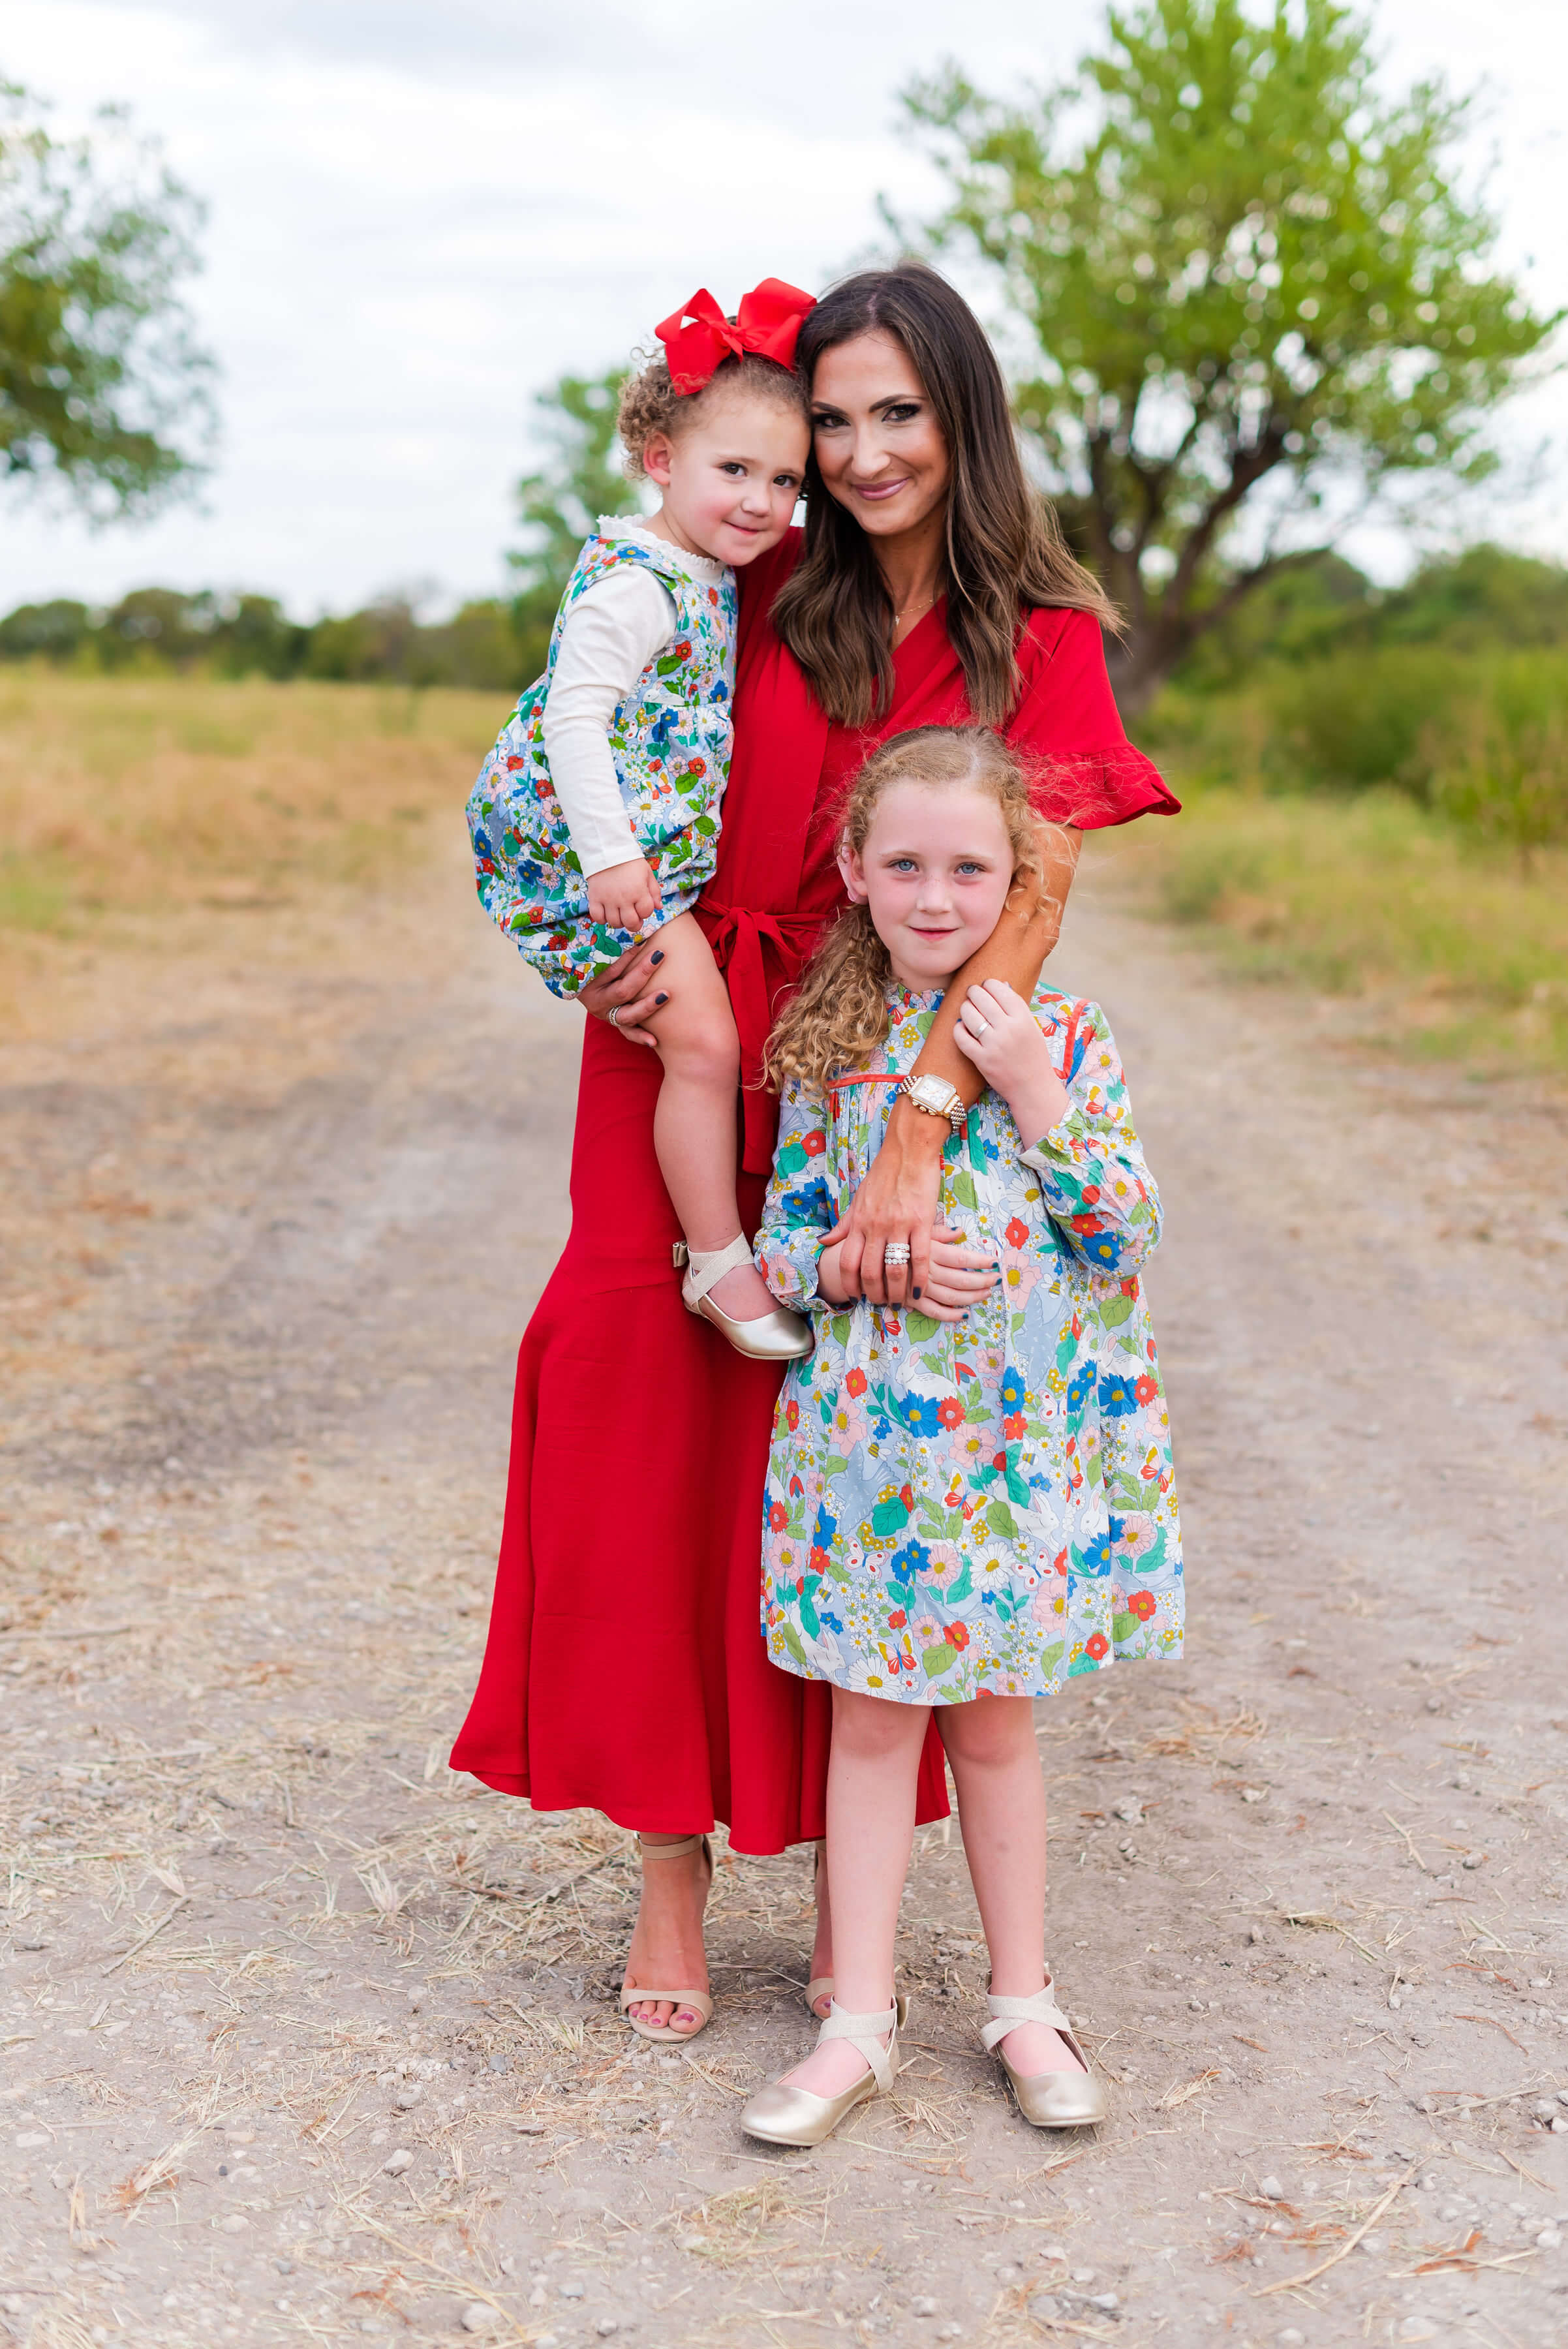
[0,595,92,662]
[1428,658,1568,871]
[900,0,1560,708]
[208,594,309,681]
[507,367,638,673]
[1,80,215,519]
[1372,542,1568,652]
[303,595,429,684]
[1179,547,1373,685]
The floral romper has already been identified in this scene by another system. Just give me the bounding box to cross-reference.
[756,983,1184,1703]
[465,532,737,998]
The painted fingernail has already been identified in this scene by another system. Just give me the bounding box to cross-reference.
[651,949,664,964]
[655,992,668,1005]
[912,1286,921,1299]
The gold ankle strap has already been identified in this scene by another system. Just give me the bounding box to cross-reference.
[818,1999,900,2091]
[679,1235,753,1305]
[981,1986,1072,2050]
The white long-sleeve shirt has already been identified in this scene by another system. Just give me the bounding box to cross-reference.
[539,517,730,880]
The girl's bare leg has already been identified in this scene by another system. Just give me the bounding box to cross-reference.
[779,1689,929,2095]
[642,914,777,1322]
[941,1695,1084,2077]
[621,1831,710,2038]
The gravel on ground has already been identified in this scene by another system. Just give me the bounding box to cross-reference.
[2,831,1566,2349]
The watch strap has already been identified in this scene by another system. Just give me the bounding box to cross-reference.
[899,1073,967,1133]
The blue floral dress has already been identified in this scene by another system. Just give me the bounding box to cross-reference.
[465,530,737,998]
[756,985,1184,1703]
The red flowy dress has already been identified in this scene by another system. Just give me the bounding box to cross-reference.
[450,536,1177,1854]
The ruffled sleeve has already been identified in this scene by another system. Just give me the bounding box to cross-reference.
[1007,607,1180,831]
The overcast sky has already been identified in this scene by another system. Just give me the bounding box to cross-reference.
[3,0,1565,618]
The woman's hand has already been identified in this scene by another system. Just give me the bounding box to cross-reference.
[953,979,1069,1144]
[577,938,670,1048]
[823,1097,947,1306]
[819,1225,996,1322]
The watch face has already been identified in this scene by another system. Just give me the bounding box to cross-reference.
[912,1076,947,1110]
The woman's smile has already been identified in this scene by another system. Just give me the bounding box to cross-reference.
[809,330,951,543]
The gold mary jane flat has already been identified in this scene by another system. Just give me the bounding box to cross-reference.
[675,1238,812,1362]
[981,1982,1108,2128]
[740,1995,907,2149]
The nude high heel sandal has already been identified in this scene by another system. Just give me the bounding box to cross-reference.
[675,1236,812,1362]
[617,1834,714,2044]
[981,1981,1108,2128]
[805,1840,833,2019]
[740,1995,908,2149]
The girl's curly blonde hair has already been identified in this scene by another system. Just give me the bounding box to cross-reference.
[616,348,809,480]
[764,726,1062,1101]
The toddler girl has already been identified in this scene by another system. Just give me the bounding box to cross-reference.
[467,281,816,1359]
[739,725,1184,2147]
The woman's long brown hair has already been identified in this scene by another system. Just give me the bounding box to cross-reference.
[771,263,1117,730]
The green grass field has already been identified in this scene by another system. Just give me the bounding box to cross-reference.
[1109,780,1568,1071]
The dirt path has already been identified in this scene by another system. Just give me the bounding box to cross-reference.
[3,829,1567,2349]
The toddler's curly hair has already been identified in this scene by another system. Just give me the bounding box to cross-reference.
[617,347,810,481]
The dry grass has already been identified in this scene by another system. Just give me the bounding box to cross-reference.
[0,672,502,1026]
[1143,1701,1267,1763]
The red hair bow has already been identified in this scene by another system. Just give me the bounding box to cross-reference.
[654,278,816,395]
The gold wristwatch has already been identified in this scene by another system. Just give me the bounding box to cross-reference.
[897,1073,968,1133]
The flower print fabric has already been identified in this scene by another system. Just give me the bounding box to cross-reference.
[756,985,1184,1703]
[465,531,738,998]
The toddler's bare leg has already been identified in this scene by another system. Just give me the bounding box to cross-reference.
[643,914,777,1323]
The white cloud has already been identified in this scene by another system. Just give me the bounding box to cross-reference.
[1,0,1562,616]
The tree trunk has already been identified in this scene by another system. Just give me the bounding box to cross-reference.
[1104,635,1180,722]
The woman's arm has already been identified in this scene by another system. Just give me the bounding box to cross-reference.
[909,820,1080,1103]
[831,820,1081,1305]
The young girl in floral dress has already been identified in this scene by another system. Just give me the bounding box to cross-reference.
[467,280,816,1359]
[738,725,1183,2147]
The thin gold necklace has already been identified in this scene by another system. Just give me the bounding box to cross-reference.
[892,590,936,625]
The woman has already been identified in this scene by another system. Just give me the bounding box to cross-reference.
[451,263,1177,2040]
